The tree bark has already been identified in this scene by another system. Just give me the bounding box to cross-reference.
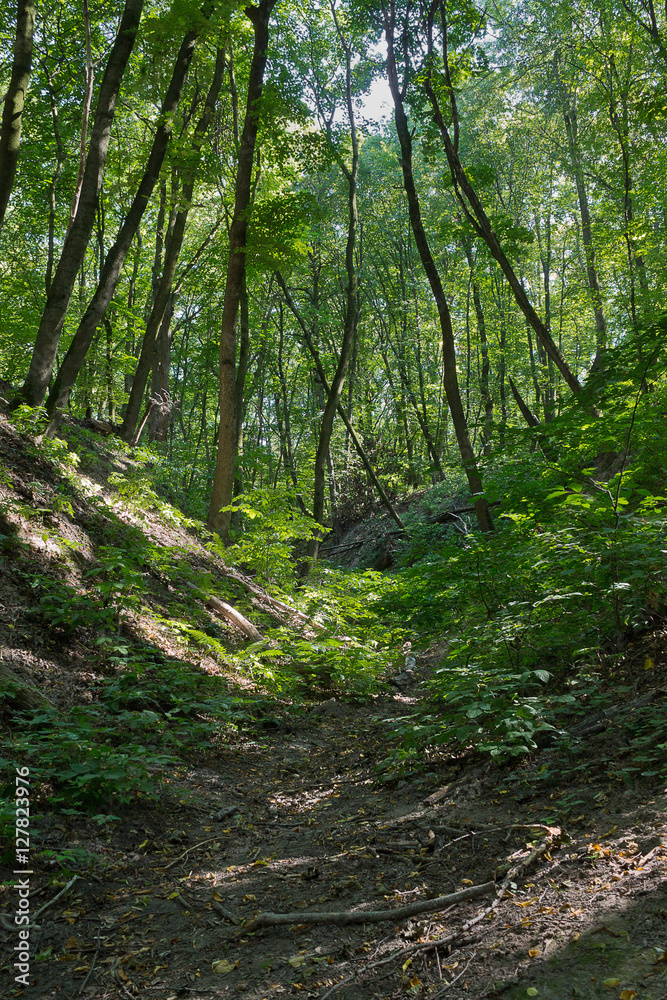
[16,0,144,408]
[45,9,212,417]
[383,2,493,533]
[207,0,277,539]
[0,0,36,235]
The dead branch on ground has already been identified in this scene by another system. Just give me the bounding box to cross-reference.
[245,880,495,932]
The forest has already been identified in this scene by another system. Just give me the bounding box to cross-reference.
[1,0,667,997]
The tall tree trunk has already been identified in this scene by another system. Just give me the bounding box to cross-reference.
[41,60,64,294]
[67,0,94,236]
[383,2,493,533]
[45,11,212,416]
[123,235,142,401]
[148,296,173,441]
[422,1,582,399]
[462,239,493,455]
[0,0,35,235]
[534,211,556,423]
[207,0,277,539]
[120,45,226,441]
[232,272,251,503]
[300,4,361,575]
[555,54,608,368]
[16,0,144,408]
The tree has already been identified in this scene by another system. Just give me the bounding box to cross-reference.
[14,0,145,409]
[381,0,494,532]
[45,4,216,420]
[0,0,36,235]
[207,0,278,539]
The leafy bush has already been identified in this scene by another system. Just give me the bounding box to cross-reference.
[0,708,171,810]
[216,486,320,587]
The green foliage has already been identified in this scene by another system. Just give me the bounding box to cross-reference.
[9,406,80,470]
[219,487,320,587]
[0,707,171,810]
[108,466,197,529]
[31,577,117,634]
[0,645,246,812]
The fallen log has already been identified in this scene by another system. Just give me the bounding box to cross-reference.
[183,581,263,641]
[217,570,325,632]
[535,686,667,748]
[244,880,495,932]
[426,500,501,525]
[205,594,263,642]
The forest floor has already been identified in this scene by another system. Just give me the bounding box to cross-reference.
[3,670,667,1000]
[1,412,667,999]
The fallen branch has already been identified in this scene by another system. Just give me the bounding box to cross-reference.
[78,922,102,995]
[1,874,82,930]
[314,825,561,999]
[245,880,495,932]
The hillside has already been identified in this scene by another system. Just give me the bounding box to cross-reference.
[1,411,667,999]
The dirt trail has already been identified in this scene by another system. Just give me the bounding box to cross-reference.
[4,685,667,1000]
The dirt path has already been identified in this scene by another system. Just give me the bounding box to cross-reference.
[4,686,667,1000]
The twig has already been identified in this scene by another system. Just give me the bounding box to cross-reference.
[78,922,102,994]
[34,874,80,921]
[114,974,136,999]
[157,837,220,870]
[212,901,241,924]
[430,952,476,997]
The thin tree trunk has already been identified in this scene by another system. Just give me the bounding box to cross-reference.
[233,272,251,502]
[121,45,226,441]
[276,273,406,533]
[45,11,211,416]
[462,240,493,455]
[103,314,116,422]
[0,0,35,235]
[555,54,608,368]
[66,0,94,236]
[207,0,277,539]
[383,2,493,533]
[16,0,144,408]
[534,212,555,423]
[422,1,582,399]
[123,235,142,400]
[299,3,361,575]
[41,61,64,294]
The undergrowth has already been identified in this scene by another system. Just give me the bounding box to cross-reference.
[2,324,667,824]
